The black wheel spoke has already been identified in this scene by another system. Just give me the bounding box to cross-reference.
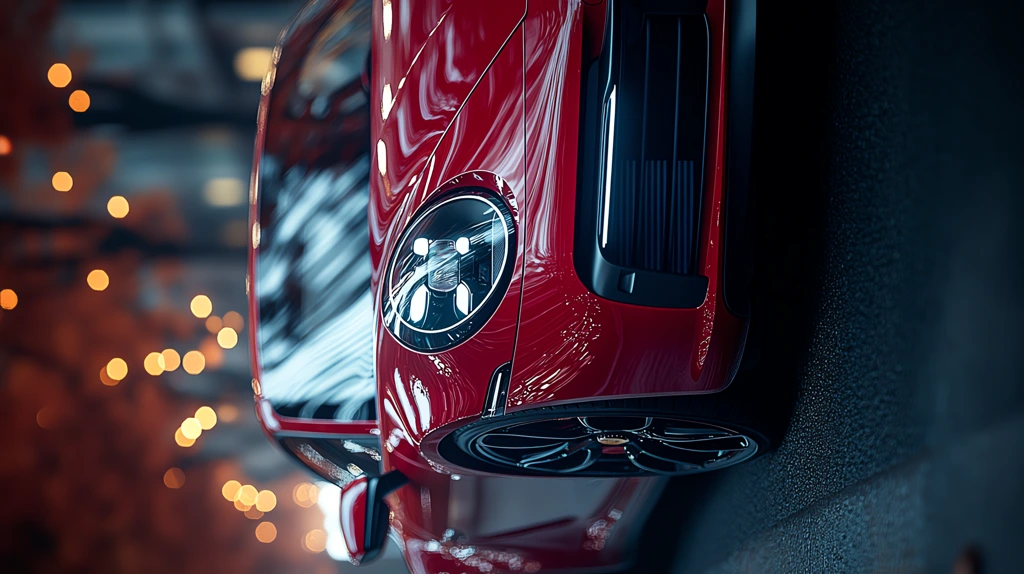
[654,434,750,452]
[477,434,584,449]
[524,449,598,474]
[627,439,708,469]
[624,444,702,474]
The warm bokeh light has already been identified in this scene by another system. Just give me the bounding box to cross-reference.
[292,483,318,508]
[174,427,196,448]
[69,89,91,112]
[218,403,239,423]
[234,498,253,512]
[36,407,57,429]
[86,269,109,291]
[238,484,258,506]
[182,350,205,375]
[203,177,245,207]
[163,468,185,489]
[144,352,166,376]
[199,337,224,369]
[222,310,244,332]
[205,315,222,333]
[47,63,72,88]
[0,289,17,310]
[222,480,242,501]
[0,135,12,156]
[255,490,277,512]
[255,522,277,543]
[52,171,73,192]
[217,327,238,349]
[106,358,128,381]
[244,507,264,520]
[99,367,118,387]
[180,417,202,440]
[107,195,130,218]
[161,349,181,371]
[303,529,328,553]
[234,47,273,82]
[190,295,212,318]
[195,406,217,430]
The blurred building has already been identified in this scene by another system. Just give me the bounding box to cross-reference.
[0,0,403,571]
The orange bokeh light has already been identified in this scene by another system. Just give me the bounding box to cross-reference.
[0,289,17,310]
[182,350,206,375]
[106,358,128,380]
[255,490,277,512]
[174,427,196,448]
[222,480,242,501]
[52,171,73,192]
[69,89,91,112]
[47,63,72,88]
[161,349,181,371]
[163,468,185,489]
[222,311,244,332]
[205,315,222,333]
[86,269,109,291]
[216,327,238,349]
[107,196,130,218]
[237,484,258,506]
[180,418,202,440]
[99,367,118,387]
[195,406,217,430]
[190,295,212,318]
[254,522,277,543]
[144,352,166,376]
[303,529,327,553]
[217,404,239,423]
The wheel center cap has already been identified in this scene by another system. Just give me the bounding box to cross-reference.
[596,435,629,446]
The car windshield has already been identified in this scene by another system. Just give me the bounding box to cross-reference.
[254,0,375,423]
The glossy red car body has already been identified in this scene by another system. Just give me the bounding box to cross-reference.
[250,0,756,571]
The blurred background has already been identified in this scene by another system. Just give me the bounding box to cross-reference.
[0,0,398,571]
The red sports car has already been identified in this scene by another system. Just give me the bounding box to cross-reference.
[249,0,760,570]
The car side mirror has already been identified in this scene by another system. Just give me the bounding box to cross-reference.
[340,470,408,565]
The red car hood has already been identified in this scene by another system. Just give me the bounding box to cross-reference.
[370,0,528,453]
[372,0,746,470]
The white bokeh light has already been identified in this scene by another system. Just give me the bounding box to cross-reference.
[315,481,349,561]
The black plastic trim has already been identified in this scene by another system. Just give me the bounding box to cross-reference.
[482,362,512,418]
[573,0,711,309]
[722,0,757,318]
[361,470,408,564]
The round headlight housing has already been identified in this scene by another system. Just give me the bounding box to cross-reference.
[382,188,516,352]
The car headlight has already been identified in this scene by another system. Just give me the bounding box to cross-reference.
[382,188,516,352]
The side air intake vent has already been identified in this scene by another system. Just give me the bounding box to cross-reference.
[603,13,709,276]
[575,0,711,309]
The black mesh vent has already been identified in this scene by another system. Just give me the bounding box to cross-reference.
[601,13,709,276]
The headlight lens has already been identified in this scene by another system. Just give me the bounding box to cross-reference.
[383,189,516,352]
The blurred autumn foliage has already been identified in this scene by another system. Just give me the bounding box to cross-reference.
[0,0,70,184]
[0,1,337,572]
